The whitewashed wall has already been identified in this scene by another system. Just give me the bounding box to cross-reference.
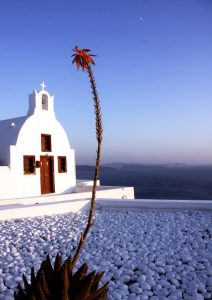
[0,167,13,198]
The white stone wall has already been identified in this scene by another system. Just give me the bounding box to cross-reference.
[0,167,13,198]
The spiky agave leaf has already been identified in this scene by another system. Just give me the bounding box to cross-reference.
[14,253,109,300]
[14,283,27,300]
[40,255,54,292]
[57,259,69,300]
[54,252,62,272]
[23,274,31,296]
[31,267,36,285]
[86,283,108,300]
[69,270,95,300]
[90,272,105,293]
[72,262,88,280]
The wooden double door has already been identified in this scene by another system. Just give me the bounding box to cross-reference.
[40,156,55,194]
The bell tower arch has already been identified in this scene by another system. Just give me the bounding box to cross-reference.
[27,82,55,117]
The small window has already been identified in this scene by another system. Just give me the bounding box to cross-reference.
[23,156,35,175]
[42,94,48,110]
[41,134,52,152]
[58,156,67,173]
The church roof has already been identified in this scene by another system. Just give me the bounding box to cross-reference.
[0,116,27,147]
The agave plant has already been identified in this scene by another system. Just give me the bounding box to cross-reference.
[14,253,108,300]
[14,47,107,299]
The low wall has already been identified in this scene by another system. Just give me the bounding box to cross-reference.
[0,197,212,221]
[0,186,134,220]
[0,199,90,220]
[95,198,212,210]
[0,186,135,206]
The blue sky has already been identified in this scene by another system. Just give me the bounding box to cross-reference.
[0,0,212,165]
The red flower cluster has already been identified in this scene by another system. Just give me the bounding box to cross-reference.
[72,46,96,70]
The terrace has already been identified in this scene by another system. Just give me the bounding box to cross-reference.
[0,197,212,299]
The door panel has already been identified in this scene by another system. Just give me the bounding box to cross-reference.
[40,156,55,194]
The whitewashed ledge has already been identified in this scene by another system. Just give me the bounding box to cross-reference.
[0,197,212,220]
[96,199,212,211]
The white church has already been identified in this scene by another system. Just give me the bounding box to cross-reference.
[0,83,76,199]
[0,83,134,201]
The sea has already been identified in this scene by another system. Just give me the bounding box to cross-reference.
[76,164,212,200]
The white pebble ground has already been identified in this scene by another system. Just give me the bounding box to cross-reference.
[0,209,212,300]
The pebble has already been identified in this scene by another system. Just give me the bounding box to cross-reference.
[206,276,212,286]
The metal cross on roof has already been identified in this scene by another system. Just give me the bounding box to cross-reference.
[41,81,46,91]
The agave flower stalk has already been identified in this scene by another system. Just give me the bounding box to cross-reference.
[71,46,103,269]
